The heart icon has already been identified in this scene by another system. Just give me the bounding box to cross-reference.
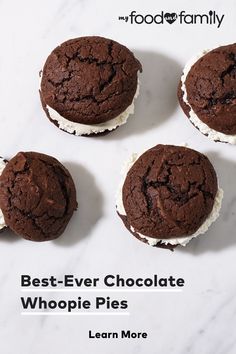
[164,12,178,24]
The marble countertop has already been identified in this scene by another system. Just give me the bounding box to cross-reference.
[0,0,236,353]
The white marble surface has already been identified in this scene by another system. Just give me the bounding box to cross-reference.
[0,0,236,353]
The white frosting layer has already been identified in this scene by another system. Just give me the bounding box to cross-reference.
[181,49,236,144]
[116,151,223,247]
[0,158,7,230]
[46,84,140,136]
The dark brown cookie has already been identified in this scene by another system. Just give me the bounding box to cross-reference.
[120,145,217,241]
[180,44,236,135]
[40,36,142,127]
[0,157,8,233]
[0,152,77,241]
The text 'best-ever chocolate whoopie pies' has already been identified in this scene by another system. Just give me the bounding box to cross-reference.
[40,36,142,136]
[0,152,77,241]
[178,43,236,144]
[116,145,223,250]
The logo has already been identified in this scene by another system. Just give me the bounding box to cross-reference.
[118,10,225,28]
[164,13,178,24]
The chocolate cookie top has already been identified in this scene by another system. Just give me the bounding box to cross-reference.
[122,145,217,239]
[40,36,142,125]
[0,152,77,241]
[184,44,236,134]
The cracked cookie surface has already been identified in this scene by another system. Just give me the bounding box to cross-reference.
[122,145,217,239]
[0,152,77,241]
[183,44,236,134]
[40,36,142,125]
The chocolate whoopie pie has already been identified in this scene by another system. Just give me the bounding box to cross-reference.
[178,44,236,144]
[116,145,223,250]
[0,157,8,233]
[0,152,77,241]
[40,36,142,136]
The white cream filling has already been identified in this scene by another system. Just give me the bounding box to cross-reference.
[46,84,140,136]
[181,49,236,144]
[116,152,223,247]
[0,158,7,230]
